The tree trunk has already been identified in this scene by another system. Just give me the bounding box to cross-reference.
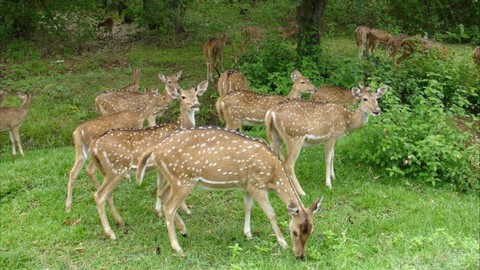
[296,0,328,57]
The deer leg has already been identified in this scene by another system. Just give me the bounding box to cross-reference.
[156,172,191,216]
[243,193,254,240]
[66,137,88,213]
[162,183,194,255]
[8,130,17,155]
[85,161,100,189]
[284,138,306,196]
[94,174,124,240]
[265,115,284,160]
[250,190,288,248]
[324,139,336,189]
[11,126,24,156]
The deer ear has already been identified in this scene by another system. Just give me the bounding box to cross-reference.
[376,87,388,98]
[287,200,299,216]
[158,74,167,82]
[165,85,179,99]
[152,85,159,94]
[351,87,362,98]
[309,196,324,215]
[290,70,301,81]
[358,81,365,88]
[176,71,183,80]
[195,80,209,96]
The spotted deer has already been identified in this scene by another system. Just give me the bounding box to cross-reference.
[311,84,363,106]
[386,34,410,59]
[395,36,448,63]
[0,91,33,156]
[65,93,162,213]
[97,17,114,38]
[217,70,250,98]
[203,32,229,81]
[366,28,393,56]
[355,25,370,59]
[136,126,323,259]
[242,26,265,51]
[216,70,316,131]
[265,84,388,195]
[90,80,208,240]
[95,71,182,126]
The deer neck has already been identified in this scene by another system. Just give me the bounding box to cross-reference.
[286,85,302,99]
[269,168,305,212]
[347,107,370,131]
[22,95,33,111]
[178,109,195,129]
[138,98,157,120]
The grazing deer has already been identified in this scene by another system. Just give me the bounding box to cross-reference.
[395,36,447,63]
[0,91,33,156]
[366,28,393,56]
[217,70,250,98]
[91,81,208,240]
[95,71,182,126]
[216,70,316,131]
[282,23,299,40]
[136,126,323,259]
[242,26,265,51]
[97,17,114,38]
[386,34,410,59]
[65,93,161,213]
[265,83,388,195]
[472,46,480,65]
[203,32,229,81]
[355,25,370,59]
[311,85,361,106]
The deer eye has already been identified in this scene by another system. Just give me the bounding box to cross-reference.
[293,230,298,237]
[363,98,368,101]
[182,96,186,99]
[301,81,305,84]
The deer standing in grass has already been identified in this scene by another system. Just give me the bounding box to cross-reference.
[97,17,114,38]
[95,71,181,126]
[203,32,229,81]
[355,25,370,59]
[216,70,316,131]
[242,26,265,51]
[136,126,323,259]
[265,84,388,195]
[65,92,163,213]
[217,69,250,98]
[472,46,480,65]
[366,28,393,56]
[90,81,208,240]
[0,91,32,156]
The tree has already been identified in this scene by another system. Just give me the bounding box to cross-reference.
[296,0,328,57]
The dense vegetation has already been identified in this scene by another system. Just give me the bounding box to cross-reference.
[0,1,479,268]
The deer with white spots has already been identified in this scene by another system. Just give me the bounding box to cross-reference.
[311,83,368,106]
[216,70,316,131]
[65,91,164,213]
[95,71,182,126]
[355,25,370,59]
[265,84,388,195]
[203,32,229,81]
[136,126,323,259]
[217,69,250,98]
[89,80,208,240]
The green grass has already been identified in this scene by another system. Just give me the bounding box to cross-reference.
[0,135,478,269]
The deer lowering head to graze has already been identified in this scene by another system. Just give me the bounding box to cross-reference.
[366,28,393,56]
[216,70,316,131]
[0,91,32,156]
[90,80,208,240]
[95,71,181,126]
[355,25,370,59]
[97,17,114,38]
[203,32,229,81]
[473,46,480,66]
[311,85,362,106]
[386,34,410,59]
[395,36,448,63]
[242,26,265,51]
[65,93,160,213]
[266,83,387,195]
[217,70,250,97]
[135,126,323,259]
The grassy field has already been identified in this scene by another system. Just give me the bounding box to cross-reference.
[0,28,479,269]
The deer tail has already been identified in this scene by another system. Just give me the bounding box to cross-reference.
[136,151,154,185]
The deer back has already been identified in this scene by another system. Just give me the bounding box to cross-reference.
[367,28,393,45]
[474,46,480,65]
[217,70,250,97]
[311,86,358,105]
[0,92,32,130]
